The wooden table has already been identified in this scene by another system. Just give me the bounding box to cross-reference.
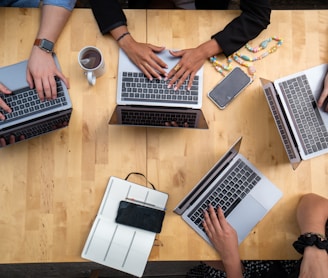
[146,9,328,261]
[0,8,327,264]
[0,7,148,263]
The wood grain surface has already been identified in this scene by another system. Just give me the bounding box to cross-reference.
[0,8,148,263]
[145,9,328,261]
[0,8,327,263]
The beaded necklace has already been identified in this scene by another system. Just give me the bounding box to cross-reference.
[209,36,283,78]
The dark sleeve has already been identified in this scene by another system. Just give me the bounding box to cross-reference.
[212,0,271,57]
[90,0,127,35]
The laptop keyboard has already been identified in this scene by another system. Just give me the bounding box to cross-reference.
[120,72,200,105]
[279,75,328,155]
[0,113,71,144]
[0,78,68,123]
[121,109,197,127]
[187,158,261,232]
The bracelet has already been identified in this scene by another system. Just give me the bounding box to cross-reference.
[293,232,328,254]
[116,32,130,42]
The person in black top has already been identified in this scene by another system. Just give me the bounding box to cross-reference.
[90,0,271,89]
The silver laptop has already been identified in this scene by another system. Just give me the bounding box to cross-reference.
[111,49,207,129]
[260,63,328,169]
[0,55,72,147]
[174,137,282,245]
[117,49,203,109]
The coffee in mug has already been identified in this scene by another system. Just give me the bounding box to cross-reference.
[80,49,102,69]
[78,46,105,86]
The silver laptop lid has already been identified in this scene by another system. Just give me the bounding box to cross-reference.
[0,54,68,92]
[117,49,203,109]
[173,137,242,215]
[273,64,328,160]
[108,105,208,129]
[260,78,301,170]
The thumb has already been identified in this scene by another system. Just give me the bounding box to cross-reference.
[169,49,185,58]
[147,44,166,53]
[26,69,34,89]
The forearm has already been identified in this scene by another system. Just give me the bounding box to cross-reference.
[110,25,130,43]
[110,25,138,53]
[223,258,243,278]
[297,193,328,235]
[295,194,328,278]
[212,0,271,56]
[196,39,222,58]
[36,5,71,43]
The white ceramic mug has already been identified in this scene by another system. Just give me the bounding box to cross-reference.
[78,46,105,86]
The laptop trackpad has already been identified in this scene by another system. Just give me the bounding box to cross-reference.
[226,195,267,244]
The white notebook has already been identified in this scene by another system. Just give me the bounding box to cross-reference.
[81,176,168,277]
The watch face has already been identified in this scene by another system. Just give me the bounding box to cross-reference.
[40,39,54,52]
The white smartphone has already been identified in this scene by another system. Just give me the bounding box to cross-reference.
[208,67,252,109]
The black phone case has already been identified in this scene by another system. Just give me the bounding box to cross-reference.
[208,67,251,109]
[115,200,165,233]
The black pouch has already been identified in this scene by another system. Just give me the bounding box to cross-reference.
[115,200,165,233]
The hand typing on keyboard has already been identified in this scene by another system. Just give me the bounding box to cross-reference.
[116,28,168,79]
[166,40,221,90]
[203,205,243,278]
[27,48,70,101]
[0,134,25,148]
[164,121,189,128]
[112,26,169,81]
[0,83,12,120]
[318,72,328,112]
[201,194,328,278]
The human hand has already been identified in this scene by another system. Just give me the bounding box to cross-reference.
[166,47,208,90]
[203,205,240,260]
[164,121,189,128]
[121,39,168,80]
[0,83,12,120]
[299,246,328,278]
[27,47,69,101]
[203,205,243,277]
[0,134,25,147]
[317,72,328,112]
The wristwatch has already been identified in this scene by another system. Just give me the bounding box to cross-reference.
[34,38,54,53]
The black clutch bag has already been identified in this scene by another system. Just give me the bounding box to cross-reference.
[115,200,165,233]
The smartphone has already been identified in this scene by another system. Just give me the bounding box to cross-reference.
[208,67,252,109]
[115,200,165,233]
